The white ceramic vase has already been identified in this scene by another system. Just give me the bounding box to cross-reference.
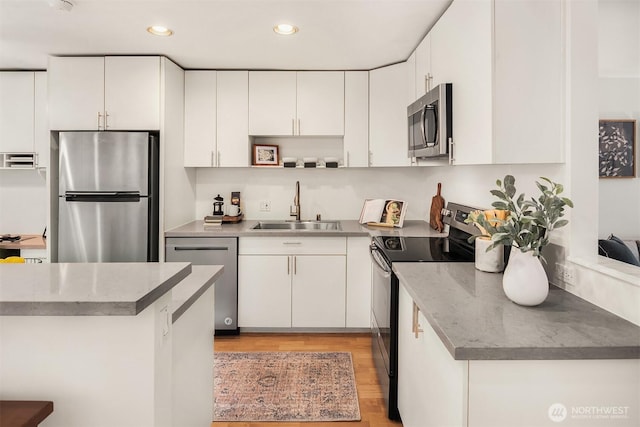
[502,247,549,306]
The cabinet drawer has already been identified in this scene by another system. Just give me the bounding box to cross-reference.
[239,237,346,255]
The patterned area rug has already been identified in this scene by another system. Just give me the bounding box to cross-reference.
[214,351,361,422]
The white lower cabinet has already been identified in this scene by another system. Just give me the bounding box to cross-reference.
[398,284,468,427]
[398,284,640,427]
[345,237,371,327]
[238,237,346,328]
[238,255,292,328]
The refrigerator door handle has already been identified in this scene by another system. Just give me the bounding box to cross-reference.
[64,191,141,202]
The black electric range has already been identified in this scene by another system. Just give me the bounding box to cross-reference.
[369,202,479,421]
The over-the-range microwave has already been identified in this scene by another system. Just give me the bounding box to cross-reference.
[407,83,452,159]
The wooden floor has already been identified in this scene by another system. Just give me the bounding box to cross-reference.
[212,333,403,427]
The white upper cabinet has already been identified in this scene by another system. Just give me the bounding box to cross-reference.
[430,0,493,165]
[184,70,249,167]
[48,57,103,131]
[414,33,432,99]
[34,72,49,168]
[249,71,296,136]
[369,62,413,167]
[0,72,35,153]
[344,71,369,167]
[421,0,563,165]
[184,71,216,167]
[296,72,344,136]
[249,71,344,136]
[104,57,160,130]
[48,56,160,131]
[216,71,249,167]
[492,0,564,164]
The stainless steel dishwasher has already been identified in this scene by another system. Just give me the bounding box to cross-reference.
[165,237,238,334]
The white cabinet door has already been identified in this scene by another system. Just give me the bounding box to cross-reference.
[397,284,430,427]
[48,56,105,131]
[344,71,369,167]
[431,0,493,165]
[104,56,160,130]
[249,71,345,137]
[248,71,297,136]
[414,33,431,98]
[369,62,412,167]
[238,255,292,328]
[184,71,216,167]
[346,237,371,327]
[0,72,34,152]
[291,255,346,328]
[217,71,249,167]
[296,71,344,136]
[492,0,563,164]
[48,56,160,131]
[397,285,469,427]
[34,72,48,168]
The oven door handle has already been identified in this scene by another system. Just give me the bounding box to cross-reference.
[369,243,392,277]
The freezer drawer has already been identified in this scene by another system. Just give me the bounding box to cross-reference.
[165,237,238,333]
[58,198,149,262]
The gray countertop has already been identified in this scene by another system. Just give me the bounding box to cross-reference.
[394,262,640,360]
[170,265,222,323]
[0,262,192,316]
[165,219,445,238]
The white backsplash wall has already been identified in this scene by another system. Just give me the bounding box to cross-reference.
[0,170,48,234]
[194,163,564,223]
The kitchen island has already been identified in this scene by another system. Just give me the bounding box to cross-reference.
[394,262,640,427]
[0,262,222,427]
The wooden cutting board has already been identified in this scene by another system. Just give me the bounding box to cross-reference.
[429,183,445,232]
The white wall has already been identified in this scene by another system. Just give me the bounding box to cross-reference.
[598,0,640,239]
[0,170,47,234]
[195,163,564,224]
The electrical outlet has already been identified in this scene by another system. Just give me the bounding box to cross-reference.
[259,200,271,212]
[555,263,575,284]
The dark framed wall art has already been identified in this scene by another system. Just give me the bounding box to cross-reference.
[599,119,636,178]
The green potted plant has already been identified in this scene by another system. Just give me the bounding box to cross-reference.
[466,175,573,306]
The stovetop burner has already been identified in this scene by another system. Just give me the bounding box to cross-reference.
[372,202,480,264]
[373,235,474,263]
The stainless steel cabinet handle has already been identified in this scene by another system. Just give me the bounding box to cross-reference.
[412,302,424,338]
[297,118,301,135]
[293,256,297,275]
[292,118,295,135]
[97,112,103,130]
[217,150,221,167]
[105,111,110,129]
[173,246,229,251]
[448,137,454,165]
[287,256,290,275]
[282,242,302,245]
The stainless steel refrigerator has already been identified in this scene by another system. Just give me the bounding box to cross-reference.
[57,131,159,262]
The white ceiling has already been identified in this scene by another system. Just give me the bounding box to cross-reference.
[0,0,452,71]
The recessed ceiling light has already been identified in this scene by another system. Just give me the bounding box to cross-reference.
[273,23,299,35]
[147,25,173,37]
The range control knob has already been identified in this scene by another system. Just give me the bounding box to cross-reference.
[224,317,233,326]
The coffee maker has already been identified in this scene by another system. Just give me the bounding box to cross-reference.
[213,194,224,216]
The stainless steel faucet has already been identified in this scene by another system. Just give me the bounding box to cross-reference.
[290,180,301,221]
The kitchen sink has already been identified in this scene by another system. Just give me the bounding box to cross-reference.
[251,220,342,231]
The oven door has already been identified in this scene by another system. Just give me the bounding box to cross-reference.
[370,242,392,375]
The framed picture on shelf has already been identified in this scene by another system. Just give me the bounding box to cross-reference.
[252,144,279,166]
[599,119,636,178]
